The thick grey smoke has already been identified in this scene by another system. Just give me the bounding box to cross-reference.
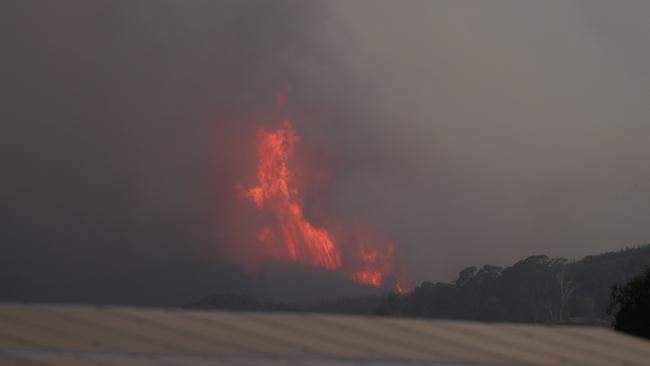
[325,1,650,282]
[2,1,650,305]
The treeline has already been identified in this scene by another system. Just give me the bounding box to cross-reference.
[378,245,650,324]
[188,244,650,324]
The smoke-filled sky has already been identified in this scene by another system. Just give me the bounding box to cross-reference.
[2,1,650,305]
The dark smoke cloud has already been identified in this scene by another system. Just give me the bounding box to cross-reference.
[0,0,349,305]
[2,1,650,305]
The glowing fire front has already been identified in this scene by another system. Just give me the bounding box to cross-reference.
[352,242,395,287]
[240,120,404,290]
[242,121,341,270]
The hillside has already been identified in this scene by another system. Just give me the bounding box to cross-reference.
[188,244,650,324]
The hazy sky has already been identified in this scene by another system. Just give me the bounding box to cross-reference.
[2,1,650,305]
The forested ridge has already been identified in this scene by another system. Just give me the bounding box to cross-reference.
[188,244,650,324]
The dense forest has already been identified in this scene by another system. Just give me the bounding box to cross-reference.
[188,244,650,325]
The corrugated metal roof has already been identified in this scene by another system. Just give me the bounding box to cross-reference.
[0,303,648,366]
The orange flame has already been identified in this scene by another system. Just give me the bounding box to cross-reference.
[242,120,342,269]
[239,119,407,291]
[352,242,394,287]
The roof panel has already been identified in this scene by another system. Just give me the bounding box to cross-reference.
[501,324,647,366]
[1,304,649,366]
[431,321,571,366]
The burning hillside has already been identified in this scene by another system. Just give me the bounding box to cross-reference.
[242,121,341,270]
[238,119,405,291]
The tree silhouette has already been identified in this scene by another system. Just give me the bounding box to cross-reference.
[607,267,650,339]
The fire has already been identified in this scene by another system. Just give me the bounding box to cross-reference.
[239,118,406,291]
[242,120,342,269]
[352,242,394,287]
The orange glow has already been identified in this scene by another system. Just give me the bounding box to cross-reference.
[239,119,407,291]
[242,120,342,269]
[395,280,407,294]
[352,242,394,287]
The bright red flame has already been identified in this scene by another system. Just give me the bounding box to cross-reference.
[239,119,407,291]
[242,120,341,269]
[352,241,394,287]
